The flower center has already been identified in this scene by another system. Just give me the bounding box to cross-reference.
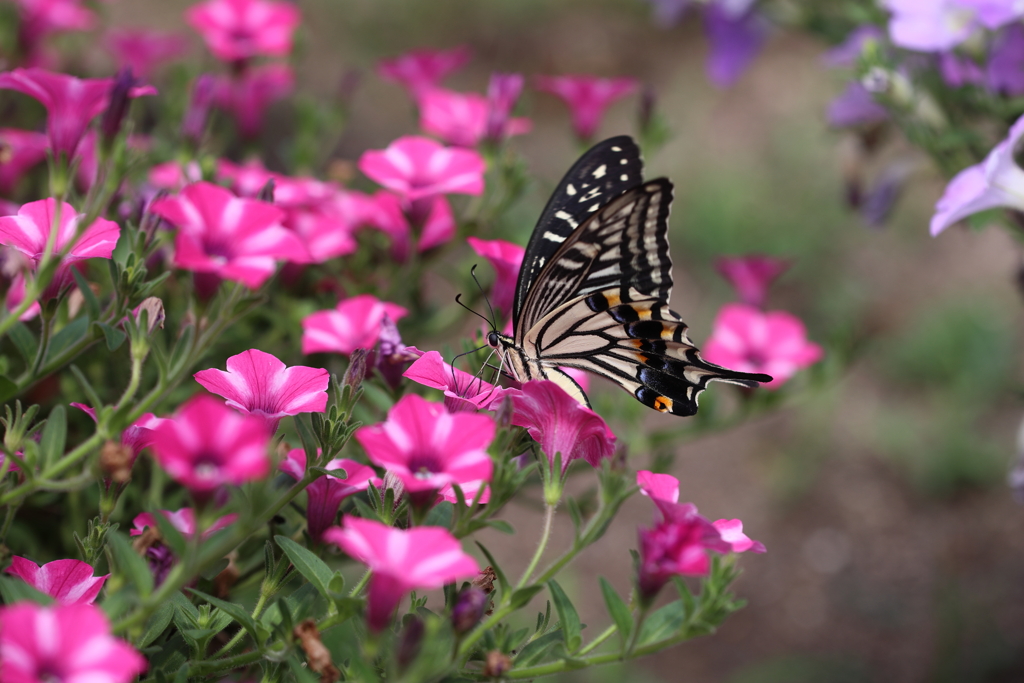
[407,453,441,480]
[193,456,221,481]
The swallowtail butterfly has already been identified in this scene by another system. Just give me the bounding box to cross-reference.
[485,136,772,416]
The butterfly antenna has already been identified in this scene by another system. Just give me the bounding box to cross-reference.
[455,293,494,330]
[449,344,488,396]
[470,264,499,331]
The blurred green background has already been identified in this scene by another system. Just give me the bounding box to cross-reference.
[90,0,1024,680]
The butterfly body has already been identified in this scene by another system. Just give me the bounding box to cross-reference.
[488,136,771,416]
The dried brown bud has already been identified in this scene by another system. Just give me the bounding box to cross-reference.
[472,566,498,595]
[100,439,134,484]
[134,297,165,333]
[294,619,340,683]
[131,525,161,554]
[482,650,512,678]
[214,551,240,598]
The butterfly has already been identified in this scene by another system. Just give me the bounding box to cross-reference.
[485,135,772,416]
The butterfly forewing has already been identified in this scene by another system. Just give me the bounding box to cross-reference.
[513,136,644,329]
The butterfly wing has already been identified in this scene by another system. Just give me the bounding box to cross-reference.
[512,136,644,330]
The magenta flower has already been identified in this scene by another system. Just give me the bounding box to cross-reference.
[509,380,616,475]
[324,517,479,630]
[6,557,108,605]
[486,72,528,143]
[0,198,120,297]
[703,303,822,389]
[534,75,638,141]
[355,394,494,505]
[715,254,789,308]
[438,479,489,505]
[212,64,294,138]
[377,45,472,99]
[14,0,95,66]
[130,508,238,538]
[279,449,381,542]
[637,501,731,602]
[301,294,408,356]
[194,349,328,432]
[150,394,272,497]
[185,0,301,62]
[71,403,161,473]
[0,603,146,683]
[104,28,188,78]
[636,470,680,504]
[713,519,766,553]
[419,88,531,148]
[403,350,508,413]
[467,237,525,318]
[363,191,455,261]
[148,160,202,191]
[358,136,486,202]
[0,68,156,158]
[0,129,48,194]
[150,181,307,291]
[704,2,771,88]
[930,113,1024,236]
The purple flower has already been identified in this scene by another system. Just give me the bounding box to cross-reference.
[883,0,1022,52]
[827,81,888,128]
[279,449,382,542]
[485,73,528,143]
[930,113,1024,236]
[939,51,985,87]
[821,25,884,67]
[987,24,1024,95]
[704,1,771,88]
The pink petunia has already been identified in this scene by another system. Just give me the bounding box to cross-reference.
[301,294,408,356]
[149,394,272,497]
[403,350,508,413]
[467,236,524,318]
[71,402,162,475]
[129,508,238,538]
[534,75,638,141]
[14,0,95,66]
[104,28,189,78]
[279,449,381,542]
[637,501,731,602]
[508,380,616,475]
[355,393,494,506]
[0,198,120,298]
[0,603,146,683]
[377,46,471,99]
[485,72,528,143]
[419,87,531,148]
[715,254,789,308]
[0,68,156,158]
[713,518,766,554]
[148,160,203,191]
[702,303,822,389]
[362,191,455,261]
[194,348,329,432]
[185,0,301,62]
[149,181,307,291]
[358,136,486,202]
[0,129,49,194]
[636,470,680,504]
[324,517,479,630]
[5,557,108,605]
[211,63,294,138]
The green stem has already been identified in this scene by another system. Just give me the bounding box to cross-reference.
[28,310,54,379]
[210,590,271,658]
[577,624,617,656]
[514,502,555,591]
[349,568,372,597]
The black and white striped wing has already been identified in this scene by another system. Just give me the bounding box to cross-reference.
[513,136,643,330]
[521,291,772,416]
[515,180,673,342]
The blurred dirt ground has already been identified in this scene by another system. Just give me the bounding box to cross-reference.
[103,1,1024,681]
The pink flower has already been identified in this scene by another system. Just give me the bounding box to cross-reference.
[534,75,638,141]
[358,136,486,202]
[355,394,494,506]
[713,518,766,553]
[377,46,471,99]
[0,68,156,158]
[715,254,790,308]
[467,237,524,317]
[150,181,307,290]
[702,303,823,389]
[0,129,49,194]
[403,350,508,413]
[363,191,455,261]
[148,160,202,190]
[150,394,271,496]
[194,348,329,432]
[185,0,301,62]
[486,72,528,143]
[419,88,531,148]
[129,508,238,538]
[5,557,108,605]
[14,0,95,66]
[637,501,731,601]
[324,517,479,630]
[636,470,680,504]
[211,63,294,137]
[509,380,616,474]
[0,602,146,683]
[71,402,161,471]
[0,198,120,297]
[104,28,188,78]
[279,449,381,542]
[301,294,408,355]
[438,479,489,505]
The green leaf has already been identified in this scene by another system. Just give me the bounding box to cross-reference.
[547,580,582,653]
[514,630,563,667]
[0,575,54,605]
[150,510,187,558]
[8,322,36,364]
[599,577,632,646]
[71,267,100,320]
[425,501,453,528]
[487,520,514,534]
[68,365,102,413]
[508,585,544,609]
[0,375,16,403]
[293,414,319,464]
[275,535,333,600]
[474,542,509,598]
[167,323,194,376]
[93,322,127,352]
[637,600,685,646]
[188,588,260,645]
[107,530,153,597]
[38,404,66,469]
[46,317,90,362]
[138,601,175,647]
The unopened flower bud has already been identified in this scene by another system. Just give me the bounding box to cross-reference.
[133,297,165,333]
[494,394,514,430]
[257,177,276,203]
[181,74,217,146]
[342,348,369,394]
[101,67,135,147]
[451,587,488,634]
[482,651,512,678]
[100,439,134,483]
[396,616,424,671]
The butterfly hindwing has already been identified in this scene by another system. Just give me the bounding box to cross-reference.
[513,136,643,329]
